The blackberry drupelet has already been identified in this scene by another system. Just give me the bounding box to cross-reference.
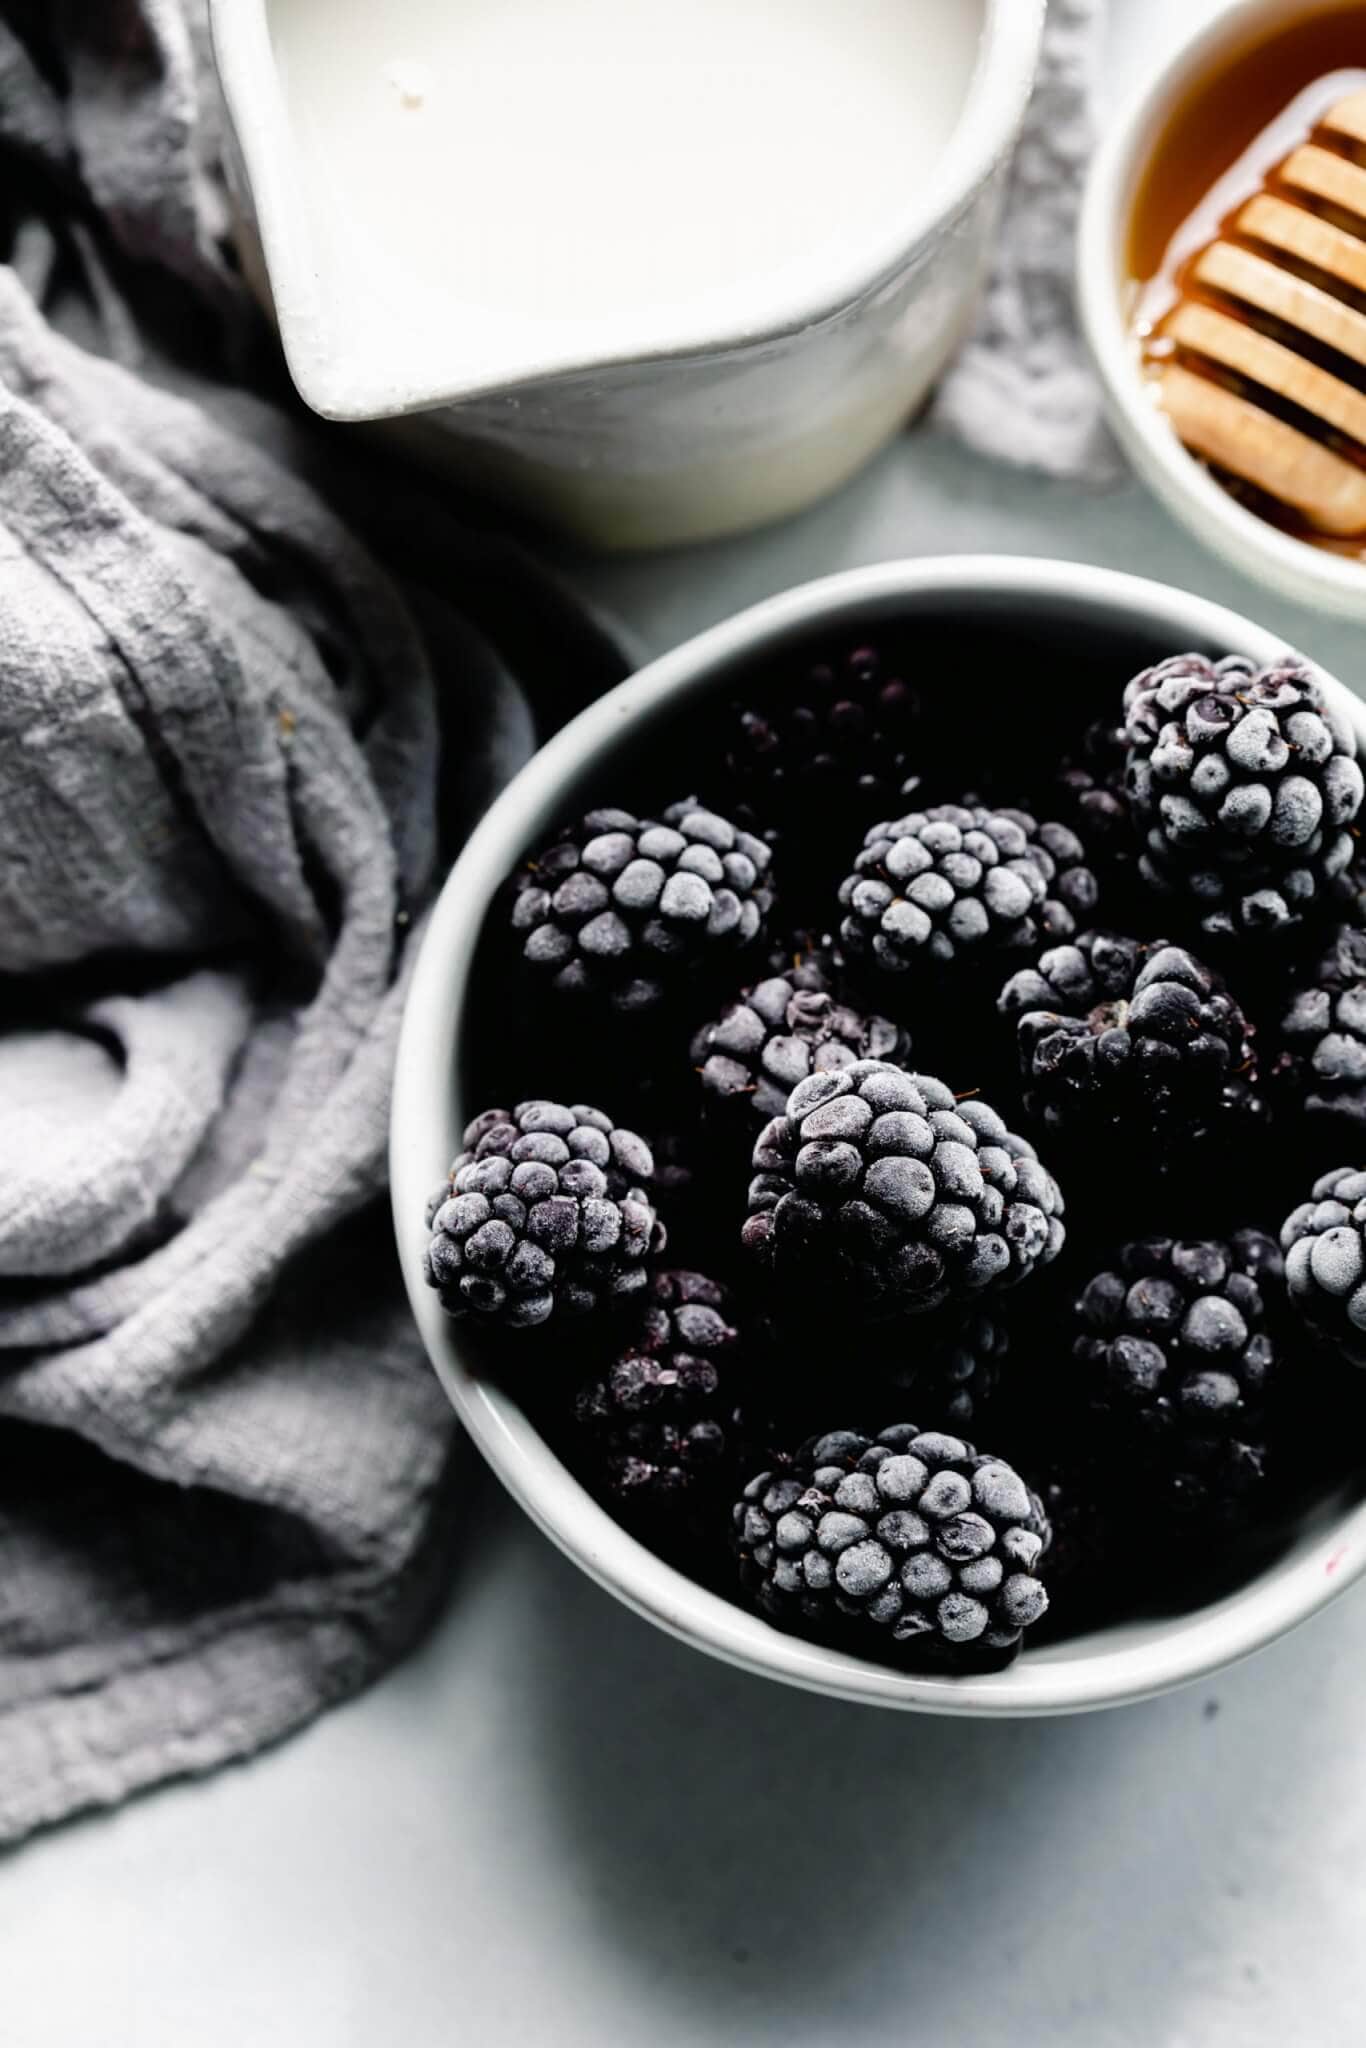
[1073,1233,1283,1521]
[424,1101,659,1328]
[837,803,1097,976]
[575,1270,743,1524]
[510,800,774,1012]
[1124,653,1364,939]
[732,1425,1050,1664]
[719,642,922,862]
[691,950,908,1133]
[1276,926,1366,1134]
[999,930,1256,1145]
[742,1060,1065,1318]
[1282,1167,1366,1365]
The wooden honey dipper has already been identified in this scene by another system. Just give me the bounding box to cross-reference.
[1147,88,1366,545]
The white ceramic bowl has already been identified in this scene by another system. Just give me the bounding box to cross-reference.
[1078,0,1366,623]
[210,0,1042,550]
[391,555,1366,1716]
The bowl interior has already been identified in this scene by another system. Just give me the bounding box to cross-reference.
[392,557,1366,1715]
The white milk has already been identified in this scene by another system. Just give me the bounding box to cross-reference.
[266,0,985,400]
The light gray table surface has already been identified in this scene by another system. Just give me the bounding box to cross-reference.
[7,6,1366,2044]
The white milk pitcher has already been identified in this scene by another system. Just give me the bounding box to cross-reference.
[210,0,1042,548]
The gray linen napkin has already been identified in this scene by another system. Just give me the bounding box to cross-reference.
[0,260,455,1841]
[0,0,629,1846]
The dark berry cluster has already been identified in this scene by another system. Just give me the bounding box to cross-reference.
[742,1061,1064,1318]
[717,643,922,869]
[1275,927,1366,1134]
[1124,654,1363,939]
[511,801,774,1011]
[999,931,1255,1147]
[1282,1169,1366,1365]
[428,629,1366,1682]
[1054,715,1132,863]
[574,1271,743,1522]
[872,1308,1011,1433]
[734,1427,1048,1665]
[425,1101,659,1327]
[838,803,1096,975]
[691,952,907,1133]
[1073,1234,1281,1521]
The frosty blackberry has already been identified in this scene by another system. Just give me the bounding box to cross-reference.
[742,1060,1064,1318]
[691,951,908,1133]
[1054,715,1133,865]
[511,800,774,1012]
[1276,926,1366,1134]
[837,803,1096,976]
[424,1101,658,1328]
[719,642,922,866]
[1072,1233,1282,1520]
[1124,652,1363,939]
[1282,1167,1366,1365]
[575,1270,743,1522]
[733,1425,1050,1664]
[999,930,1255,1145]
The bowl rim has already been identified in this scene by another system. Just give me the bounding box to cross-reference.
[209,0,1043,421]
[1076,0,1366,623]
[391,553,1366,1717]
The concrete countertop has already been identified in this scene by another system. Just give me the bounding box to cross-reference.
[5,4,1364,2042]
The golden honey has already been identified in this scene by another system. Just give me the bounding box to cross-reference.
[1128,4,1366,557]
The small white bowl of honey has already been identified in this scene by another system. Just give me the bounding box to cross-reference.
[1080,0,1366,621]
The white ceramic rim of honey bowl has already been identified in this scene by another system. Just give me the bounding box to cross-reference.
[1078,0,1366,624]
[391,554,1366,1719]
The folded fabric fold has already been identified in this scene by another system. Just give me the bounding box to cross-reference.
[0,2,485,1846]
[0,265,462,1833]
[0,970,252,1278]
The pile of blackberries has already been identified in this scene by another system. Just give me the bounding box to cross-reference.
[423,643,1366,1674]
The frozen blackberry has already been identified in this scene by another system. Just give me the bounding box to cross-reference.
[743,1061,1065,1319]
[749,1303,1012,1439]
[720,643,922,861]
[424,1101,659,1328]
[838,803,1097,977]
[691,951,908,1133]
[510,800,774,1012]
[1275,926,1366,1134]
[1054,716,1133,861]
[1282,1167,1366,1365]
[735,1298,1011,1444]
[871,1309,1011,1433]
[999,931,1256,1145]
[1073,1234,1283,1521]
[732,1425,1050,1665]
[575,1271,743,1522]
[1330,859,1366,928]
[1124,652,1363,939]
